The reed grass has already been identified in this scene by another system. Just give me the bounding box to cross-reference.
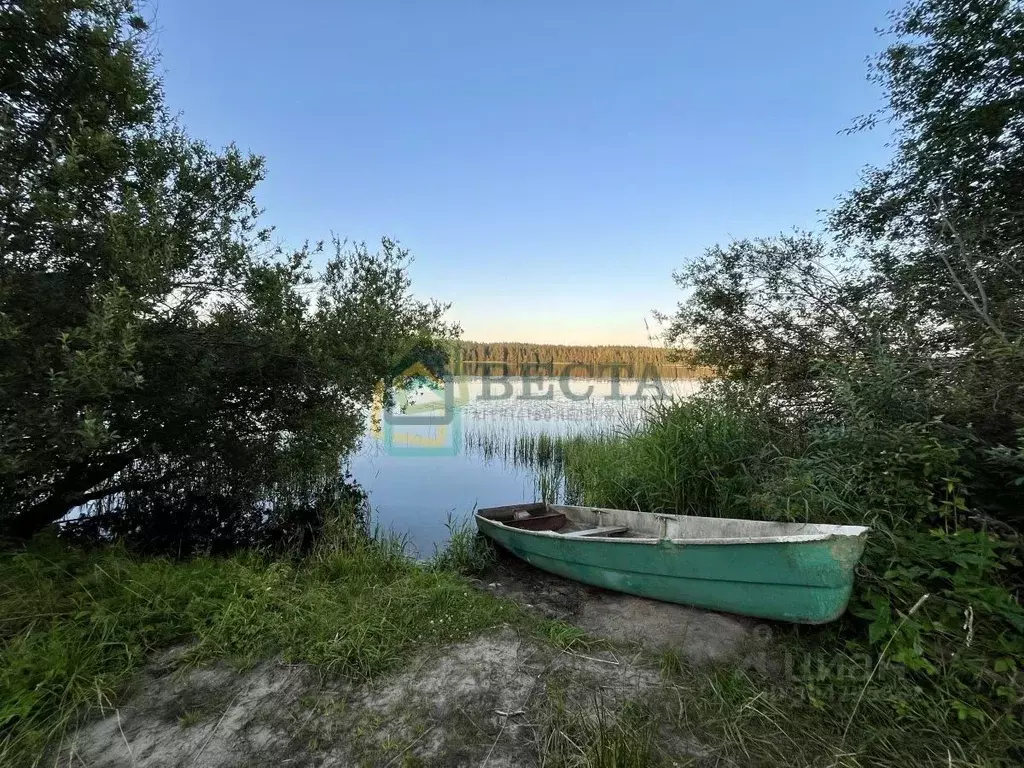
[556,396,778,516]
[463,421,613,468]
[462,395,778,515]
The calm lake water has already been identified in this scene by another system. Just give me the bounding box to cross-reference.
[349,376,702,557]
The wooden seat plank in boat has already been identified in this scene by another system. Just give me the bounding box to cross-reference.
[561,526,629,538]
[504,511,567,531]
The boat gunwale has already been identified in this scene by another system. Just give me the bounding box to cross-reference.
[475,504,870,546]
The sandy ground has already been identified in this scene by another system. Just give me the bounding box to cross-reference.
[59,553,769,767]
[477,548,761,664]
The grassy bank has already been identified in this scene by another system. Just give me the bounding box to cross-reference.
[552,391,1024,766]
[0,522,517,766]
[4,403,1022,767]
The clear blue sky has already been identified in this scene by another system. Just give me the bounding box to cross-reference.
[153,0,897,345]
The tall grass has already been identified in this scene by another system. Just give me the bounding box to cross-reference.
[428,514,496,576]
[538,691,662,768]
[0,520,521,767]
[463,396,777,514]
[656,644,1024,768]
[464,421,612,469]
[559,388,1024,765]
[463,420,621,505]
[561,396,778,516]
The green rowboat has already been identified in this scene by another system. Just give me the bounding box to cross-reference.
[476,503,869,624]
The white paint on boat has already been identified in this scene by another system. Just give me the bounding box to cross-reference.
[477,504,869,546]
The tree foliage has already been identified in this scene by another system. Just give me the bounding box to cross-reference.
[670,0,1024,446]
[0,1,456,547]
[833,0,1024,350]
[660,232,888,386]
[454,341,709,379]
[659,1,1024,745]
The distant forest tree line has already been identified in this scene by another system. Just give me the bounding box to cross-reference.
[451,341,713,379]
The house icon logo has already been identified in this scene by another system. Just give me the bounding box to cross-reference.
[372,352,467,456]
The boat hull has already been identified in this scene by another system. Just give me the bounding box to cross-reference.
[476,514,866,624]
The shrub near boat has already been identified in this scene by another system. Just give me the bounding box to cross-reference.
[476,503,869,624]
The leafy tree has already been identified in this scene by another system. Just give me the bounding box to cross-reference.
[0,1,456,546]
[671,0,1024,439]
[662,0,1024,530]
[833,0,1024,347]
[650,4,1024,743]
[660,232,886,387]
